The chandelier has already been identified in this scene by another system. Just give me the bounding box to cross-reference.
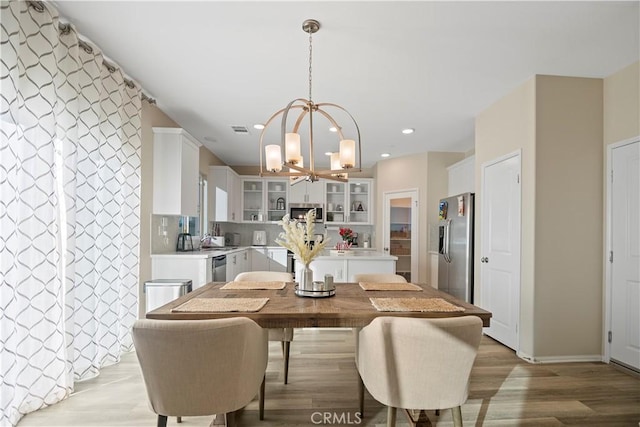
[259,19,362,183]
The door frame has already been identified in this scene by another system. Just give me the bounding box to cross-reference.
[382,189,419,281]
[480,149,522,352]
[604,136,640,363]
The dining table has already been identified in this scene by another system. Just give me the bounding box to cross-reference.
[146,281,491,427]
[146,281,491,327]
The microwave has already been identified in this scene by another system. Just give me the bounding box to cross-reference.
[290,204,324,223]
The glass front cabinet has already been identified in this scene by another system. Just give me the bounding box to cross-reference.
[241,178,289,223]
[324,178,373,225]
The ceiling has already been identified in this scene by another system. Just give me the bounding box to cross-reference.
[53,1,639,168]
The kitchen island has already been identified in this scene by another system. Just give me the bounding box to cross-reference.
[296,250,397,282]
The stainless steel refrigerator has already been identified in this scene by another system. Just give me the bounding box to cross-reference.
[437,192,474,303]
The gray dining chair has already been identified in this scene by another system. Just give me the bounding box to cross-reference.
[356,316,483,427]
[234,271,294,384]
[132,318,268,427]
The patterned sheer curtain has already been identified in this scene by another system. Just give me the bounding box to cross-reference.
[0,2,141,426]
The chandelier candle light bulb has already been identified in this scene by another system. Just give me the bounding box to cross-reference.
[265,144,282,172]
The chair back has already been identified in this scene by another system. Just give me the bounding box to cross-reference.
[353,273,407,283]
[235,271,293,282]
[357,316,482,410]
[133,318,268,417]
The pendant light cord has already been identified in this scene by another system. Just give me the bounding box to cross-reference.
[308,27,313,102]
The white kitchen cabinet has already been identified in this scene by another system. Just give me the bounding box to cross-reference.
[240,178,289,223]
[251,247,287,272]
[152,128,201,216]
[151,256,212,290]
[324,178,373,224]
[208,166,240,223]
[347,179,373,224]
[289,180,324,204]
[302,254,395,282]
[447,155,475,196]
[226,249,251,281]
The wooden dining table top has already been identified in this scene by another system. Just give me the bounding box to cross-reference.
[146,282,491,328]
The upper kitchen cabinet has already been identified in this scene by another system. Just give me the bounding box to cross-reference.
[241,178,289,223]
[324,178,373,224]
[152,127,201,217]
[324,182,347,224]
[289,180,324,204]
[208,166,240,222]
[266,179,289,222]
[348,179,373,224]
[241,178,264,222]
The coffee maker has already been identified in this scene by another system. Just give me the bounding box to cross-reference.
[176,233,193,252]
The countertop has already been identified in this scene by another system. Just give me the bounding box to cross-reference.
[150,247,395,260]
[150,246,283,259]
[304,250,397,261]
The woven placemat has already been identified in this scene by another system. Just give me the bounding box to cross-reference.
[171,298,269,313]
[221,281,286,290]
[359,282,423,291]
[369,297,465,312]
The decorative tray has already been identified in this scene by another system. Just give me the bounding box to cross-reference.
[295,283,336,298]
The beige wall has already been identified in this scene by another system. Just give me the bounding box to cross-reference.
[604,62,640,146]
[534,76,603,357]
[139,101,180,318]
[427,151,465,251]
[199,146,225,175]
[476,75,605,359]
[374,152,461,284]
[475,77,537,357]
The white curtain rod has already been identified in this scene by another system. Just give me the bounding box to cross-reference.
[28,0,157,105]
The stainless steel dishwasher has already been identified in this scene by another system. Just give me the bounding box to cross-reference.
[212,255,227,282]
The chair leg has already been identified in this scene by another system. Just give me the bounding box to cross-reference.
[157,415,168,427]
[452,406,463,427]
[386,406,397,427]
[259,374,265,420]
[357,373,364,417]
[177,416,182,423]
[283,341,290,384]
[225,411,237,427]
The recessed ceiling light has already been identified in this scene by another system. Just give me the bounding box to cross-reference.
[254,124,265,130]
[329,127,338,132]
[402,128,415,135]
[325,152,332,156]
[381,153,391,158]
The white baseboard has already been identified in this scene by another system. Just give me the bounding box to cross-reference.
[517,353,603,364]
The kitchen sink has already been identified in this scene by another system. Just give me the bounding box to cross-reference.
[201,247,237,252]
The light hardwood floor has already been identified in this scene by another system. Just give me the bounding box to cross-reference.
[18,329,640,426]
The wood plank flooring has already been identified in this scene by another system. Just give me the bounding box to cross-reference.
[18,329,640,426]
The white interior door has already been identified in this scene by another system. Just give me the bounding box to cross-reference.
[383,190,418,281]
[480,151,521,350]
[610,140,640,371]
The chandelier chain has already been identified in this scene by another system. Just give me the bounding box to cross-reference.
[308,26,313,102]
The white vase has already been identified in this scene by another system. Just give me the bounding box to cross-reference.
[299,265,314,291]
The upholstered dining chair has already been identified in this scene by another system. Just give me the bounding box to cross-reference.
[352,273,408,283]
[356,316,483,427]
[234,271,295,384]
[352,271,408,415]
[132,318,268,427]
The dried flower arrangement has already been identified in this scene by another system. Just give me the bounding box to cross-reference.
[276,209,329,266]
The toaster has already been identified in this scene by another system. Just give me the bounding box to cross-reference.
[224,232,241,246]
[252,230,267,246]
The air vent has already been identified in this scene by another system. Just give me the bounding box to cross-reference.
[231,125,249,134]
